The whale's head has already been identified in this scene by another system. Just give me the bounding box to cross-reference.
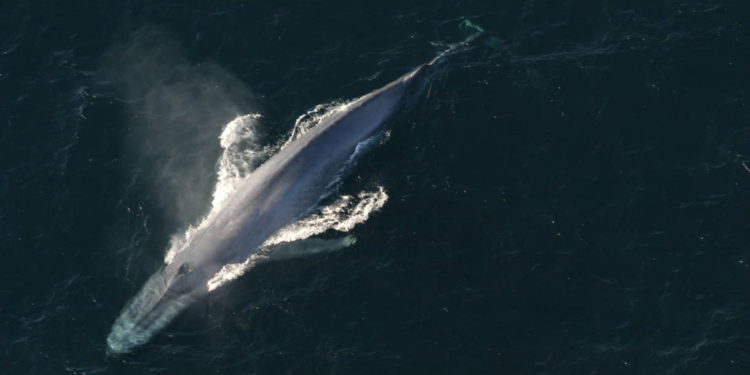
[106,260,210,354]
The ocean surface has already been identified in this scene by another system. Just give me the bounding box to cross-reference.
[2,1,750,374]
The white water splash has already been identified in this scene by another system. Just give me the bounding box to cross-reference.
[281,99,355,148]
[164,113,268,265]
[213,113,268,209]
[206,256,263,292]
[206,187,387,291]
[265,187,388,246]
[161,101,388,291]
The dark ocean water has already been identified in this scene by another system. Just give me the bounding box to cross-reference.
[2,0,750,374]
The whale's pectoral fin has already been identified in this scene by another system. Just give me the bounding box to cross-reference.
[261,235,357,262]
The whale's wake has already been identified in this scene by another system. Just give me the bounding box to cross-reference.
[164,101,388,292]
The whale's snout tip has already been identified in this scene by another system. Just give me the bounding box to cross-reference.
[105,341,125,357]
[105,324,137,356]
[106,269,199,355]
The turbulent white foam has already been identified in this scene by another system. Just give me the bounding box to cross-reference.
[165,113,267,264]
[214,113,268,209]
[206,187,387,291]
[280,99,356,148]
[162,100,388,290]
[206,252,264,292]
[265,187,388,246]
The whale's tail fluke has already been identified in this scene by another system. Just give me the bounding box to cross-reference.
[403,18,502,106]
[458,18,503,51]
[421,17,503,71]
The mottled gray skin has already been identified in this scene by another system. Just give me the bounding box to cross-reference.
[106,61,439,354]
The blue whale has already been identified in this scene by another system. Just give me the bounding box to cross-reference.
[106,57,444,354]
